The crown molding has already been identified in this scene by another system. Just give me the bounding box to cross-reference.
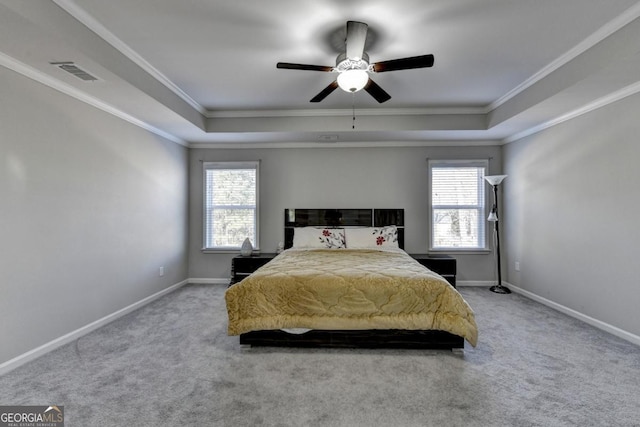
[206,106,487,119]
[49,0,640,124]
[52,0,206,115]
[189,139,500,150]
[489,2,640,112]
[6,0,640,149]
[504,80,640,143]
[51,0,489,120]
[42,0,640,147]
[5,44,637,149]
[0,52,188,147]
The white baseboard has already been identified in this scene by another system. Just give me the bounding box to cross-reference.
[0,280,188,376]
[457,280,494,287]
[4,277,636,376]
[188,278,230,285]
[505,282,640,347]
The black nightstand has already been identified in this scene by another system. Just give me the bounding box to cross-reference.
[410,254,457,288]
[230,253,277,285]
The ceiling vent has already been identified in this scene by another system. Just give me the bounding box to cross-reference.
[317,134,339,142]
[50,62,100,82]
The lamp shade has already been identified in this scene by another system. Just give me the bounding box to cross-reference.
[484,175,507,186]
[337,69,369,93]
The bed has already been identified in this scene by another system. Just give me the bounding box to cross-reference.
[225,209,477,351]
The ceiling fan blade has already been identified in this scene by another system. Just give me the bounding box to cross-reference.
[310,81,339,103]
[364,78,391,103]
[372,54,435,73]
[277,62,333,72]
[346,21,368,60]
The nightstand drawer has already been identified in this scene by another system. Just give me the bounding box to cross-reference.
[231,253,277,285]
[410,254,457,288]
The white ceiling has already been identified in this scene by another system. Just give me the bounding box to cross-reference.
[2,0,640,147]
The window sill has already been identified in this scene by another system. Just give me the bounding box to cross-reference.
[201,248,261,254]
[428,249,492,255]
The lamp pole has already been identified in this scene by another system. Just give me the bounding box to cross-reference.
[490,184,509,294]
[484,175,510,294]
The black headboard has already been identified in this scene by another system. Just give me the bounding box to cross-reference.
[284,209,405,249]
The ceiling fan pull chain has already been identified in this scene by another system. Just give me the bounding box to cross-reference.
[352,93,356,129]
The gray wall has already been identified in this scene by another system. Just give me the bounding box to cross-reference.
[0,66,189,364]
[503,91,640,337]
[189,145,503,282]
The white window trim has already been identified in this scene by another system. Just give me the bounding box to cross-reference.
[202,161,260,253]
[428,159,490,253]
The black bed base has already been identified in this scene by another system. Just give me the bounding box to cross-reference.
[239,329,464,350]
[239,208,464,352]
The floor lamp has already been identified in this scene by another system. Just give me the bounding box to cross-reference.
[484,175,511,294]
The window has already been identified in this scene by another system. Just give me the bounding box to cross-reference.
[429,160,487,250]
[203,161,259,251]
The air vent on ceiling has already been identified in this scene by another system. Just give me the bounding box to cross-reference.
[317,134,339,142]
[50,62,100,82]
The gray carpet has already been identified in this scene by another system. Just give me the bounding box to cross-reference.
[1,284,639,427]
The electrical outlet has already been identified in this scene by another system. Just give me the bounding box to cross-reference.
[515,261,520,272]
[159,266,164,276]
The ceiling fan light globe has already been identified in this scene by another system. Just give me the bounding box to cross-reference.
[337,69,368,93]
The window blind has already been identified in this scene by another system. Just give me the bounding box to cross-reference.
[429,160,487,250]
[203,161,259,250]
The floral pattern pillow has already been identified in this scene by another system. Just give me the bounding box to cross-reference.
[345,226,399,249]
[292,227,346,249]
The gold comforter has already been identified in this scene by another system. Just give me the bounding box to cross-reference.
[225,248,477,346]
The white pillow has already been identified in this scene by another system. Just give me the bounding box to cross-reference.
[292,227,346,249]
[345,226,399,249]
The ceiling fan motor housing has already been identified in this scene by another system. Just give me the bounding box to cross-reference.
[335,52,370,71]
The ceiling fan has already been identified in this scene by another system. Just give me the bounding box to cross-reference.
[276,21,434,103]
